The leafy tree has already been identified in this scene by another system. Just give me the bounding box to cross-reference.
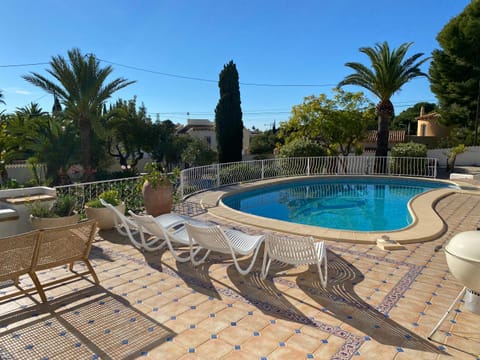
[429,1,480,134]
[23,48,134,179]
[339,42,428,158]
[391,102,437,133]
[215,60,243,163]
[144,119,179,168]
[181,137,217,167]
[104,97,150,171]
[249,130,277,156]
[29,115,80,184]
[278,89,375,156]
[279,138,326,158]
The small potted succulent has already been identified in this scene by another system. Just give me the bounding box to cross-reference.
[29,194,79,229]
[141,161,179,217]
[85,190,125,230]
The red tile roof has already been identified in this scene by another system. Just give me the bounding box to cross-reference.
[366,130,406,143]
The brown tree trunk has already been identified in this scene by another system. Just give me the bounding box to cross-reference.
[79,116,93,181]
[374,99,394,173]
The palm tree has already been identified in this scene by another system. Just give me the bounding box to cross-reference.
[0,89,5,105]
[23,48,135,179]
[338,42,428,159]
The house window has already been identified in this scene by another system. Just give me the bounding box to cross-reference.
[205,136,211,145]
[421,124,427,137]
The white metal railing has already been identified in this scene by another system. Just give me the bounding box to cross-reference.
[179,156,438,199]
[55,176,144,215]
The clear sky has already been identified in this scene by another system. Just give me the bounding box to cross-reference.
[0,0,472,130]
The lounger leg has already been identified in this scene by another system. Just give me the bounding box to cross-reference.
[233,243,263,276]
[191,249,211,266]
[427,287,466,340]
[29,271,47,303]
[317,246,328,288]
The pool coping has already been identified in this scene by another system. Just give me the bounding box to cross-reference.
[194,175,480,244]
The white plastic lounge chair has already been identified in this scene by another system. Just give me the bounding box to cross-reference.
[128,211,209,262]
[100,199,194,252]
[100,199,139,237]
[185,223,265,275]
[261,234,328,287]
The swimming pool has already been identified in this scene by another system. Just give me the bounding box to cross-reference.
[221,177,457,232]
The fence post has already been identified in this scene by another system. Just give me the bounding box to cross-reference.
[261,160,265,180]
[216,163,221,188]
[180,171,184,199]
[307,157,310,176]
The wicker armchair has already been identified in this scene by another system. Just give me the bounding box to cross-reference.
[0,220,99,303]
[0,230,39,302]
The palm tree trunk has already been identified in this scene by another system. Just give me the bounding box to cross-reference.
[375,114,390,157]
[374,99,393,173]
[79,116,92,180]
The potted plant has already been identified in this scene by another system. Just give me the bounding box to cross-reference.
[85,190,125,230]
[141,161,179,217]
[29,194,80,229]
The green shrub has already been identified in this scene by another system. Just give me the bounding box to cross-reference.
[390,142,428,175]
[28,194,75,218]
[86,190,121,208]
[279,138,327,158]
[391,142,427,158]
[219,163,263,185]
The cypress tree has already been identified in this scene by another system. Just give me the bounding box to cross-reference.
[215,60,243,163]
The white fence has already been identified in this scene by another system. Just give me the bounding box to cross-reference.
[179,156,438,199]
[55,176,144,215]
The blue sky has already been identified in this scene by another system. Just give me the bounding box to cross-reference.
[0,0,471,130]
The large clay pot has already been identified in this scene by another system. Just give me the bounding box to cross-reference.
[142,181,173,217]
[85,203,125,230]
[30,213,80,230]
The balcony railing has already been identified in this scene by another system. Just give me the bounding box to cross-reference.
[53,156,438,212]
[179,156,438,199]
[55,176,144,215]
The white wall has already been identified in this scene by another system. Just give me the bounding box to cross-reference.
[4,163,47,184]
[427,146,480,167]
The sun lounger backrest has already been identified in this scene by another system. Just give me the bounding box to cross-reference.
[265,235,318,265]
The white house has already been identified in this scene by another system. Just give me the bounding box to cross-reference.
[177,119,252,156]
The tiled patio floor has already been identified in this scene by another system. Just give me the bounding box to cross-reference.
[1,191,480,359]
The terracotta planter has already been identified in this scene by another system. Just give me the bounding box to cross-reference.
[85,203,125,230]
[30,213,80,230]
[142,181,173,217]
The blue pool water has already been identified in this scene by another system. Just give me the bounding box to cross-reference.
[222,177,456,231]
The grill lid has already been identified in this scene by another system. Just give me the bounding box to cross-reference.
[445,231,480,263]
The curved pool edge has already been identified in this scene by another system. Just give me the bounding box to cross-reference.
[197,176,475,244]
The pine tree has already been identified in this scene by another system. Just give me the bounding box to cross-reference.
[215,60,243,163]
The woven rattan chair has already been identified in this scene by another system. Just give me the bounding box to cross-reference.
[0,230,40,302]
[30,220,99,302]
[261,234,328,287]
[128,211,210,262]
[185,223,265,275]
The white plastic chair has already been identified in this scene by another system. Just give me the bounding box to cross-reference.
[261,234,328,287]
[185,223,265,275]
[100,198,193,252]
[128,211,209,262]
[100,199,140,238]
